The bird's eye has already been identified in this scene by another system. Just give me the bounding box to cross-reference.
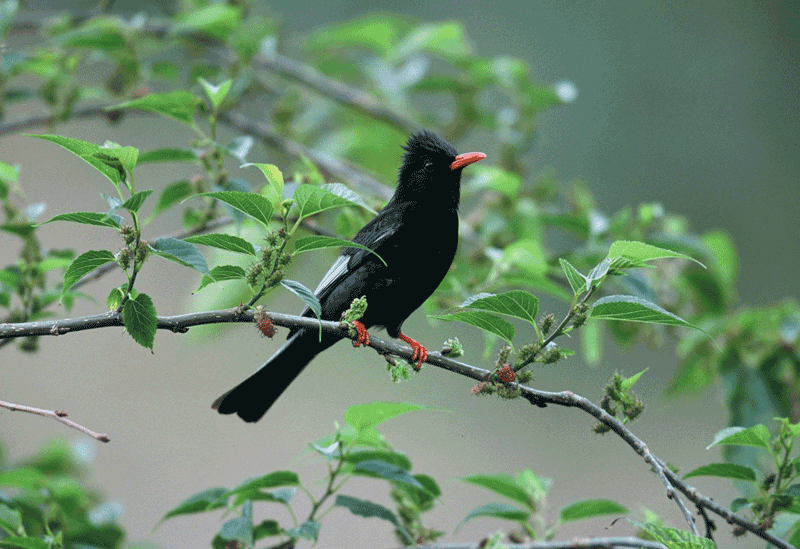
[424,160,433,168]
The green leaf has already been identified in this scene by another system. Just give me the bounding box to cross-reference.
[352,460,425,490]
[196,265,246,292]
[184,234,256,256]
[111,91,200,127]
[26,134,123,186]
[0,535,50,548]
[223,471,299,500]
[343,451,412,471]
[0,468,48,489]
[683,463,757,482]
[62,250,116,297]
[460,290,539,326]
[173,4,241,41]
[585,257,612,289]
[145,180,194,222]
[285,520,320,542]
[122,292,157,350]
[293,235,386,265]
[0,223,34,238]
[707,425,772,450]
[198,78,232,109]
[468,166,520,198]
[52,16,126,52]
[502,238,547,278]
[334,495,413,544]
[559,258,587,295]
[458,502,529,529]
[192,191,273,227]
[280,279,320,318]
[293,183,374,221]
[345,402,430,431]
[97,142,139,174]
[120,189,153,213]
[559,499,628,522]
[243,163,284,207]
[620,368,648,392]
[162,488,229,520]
[590,295,700,330]
[460,474,533,510]
[306,15,401,55]
[149,237,210,276]
[39,212,122,229]
[321,183,377,214]
[137,148,197,164]
[396,21,471,62]
[633,520,716,549]
[608,240,704,268]
[430,310,514,344]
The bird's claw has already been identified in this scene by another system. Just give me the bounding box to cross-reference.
[399,333,427,370]
[351,320,370,348]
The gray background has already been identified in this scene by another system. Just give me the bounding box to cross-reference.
[1,1,797,547]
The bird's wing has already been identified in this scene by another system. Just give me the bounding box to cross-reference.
[292,206,402,325]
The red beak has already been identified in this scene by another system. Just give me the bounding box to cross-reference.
[450,151,486,171]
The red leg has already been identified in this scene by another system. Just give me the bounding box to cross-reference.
[351,320,370,348]
[398,333,428,370]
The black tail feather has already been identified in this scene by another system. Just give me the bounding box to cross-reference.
[212,330,334,422]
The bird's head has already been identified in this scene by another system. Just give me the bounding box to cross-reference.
[395,130,485,208]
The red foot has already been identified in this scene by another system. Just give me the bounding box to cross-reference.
[399,333,428,370]
[351,321,370,348]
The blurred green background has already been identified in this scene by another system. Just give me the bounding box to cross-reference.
[1,1,797,547]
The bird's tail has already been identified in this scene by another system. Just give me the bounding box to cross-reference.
[212,329,334,423]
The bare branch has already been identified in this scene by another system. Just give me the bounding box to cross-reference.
[398,539,667,549]
[0,399,110,442]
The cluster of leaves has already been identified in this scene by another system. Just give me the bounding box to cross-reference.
[683,421,800,544]
[0,439,125,549]
[161,401,706,548]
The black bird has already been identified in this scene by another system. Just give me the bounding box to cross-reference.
[213,131,486,422]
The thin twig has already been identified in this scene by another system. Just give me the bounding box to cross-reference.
[397,539,667,549]
[0,399,110,442]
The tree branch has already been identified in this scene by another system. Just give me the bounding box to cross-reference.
[0,399,110,442]
[399,539,668,549]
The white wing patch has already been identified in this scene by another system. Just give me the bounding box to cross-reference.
[313,254,351,295]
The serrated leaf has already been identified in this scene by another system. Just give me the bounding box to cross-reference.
[62,250,116,297]
[98,142,139,173]
[559,258,587,295]
[149,237,210,276]
[620,368,648,392]
[191,191,273,227]
[460,474,533,510]
[590,295,700,330]
[293,184,374,220]
[458,502,529,530]
[293,235,386,265]
[137,148,197,164]
[145,181,194,222]
[585,257,612,289]
[26,134,122,185]
[184,234,255,256]
[243,163,283,207]
[683,463,757,481]
[39,212,122,229]
[608,240,704,267]
[110,90,200,127]
[633,520,716,549]
[285,520,321,542]
[559,499,628,522]
[334,495,412,543]
[120,189,153,213]
[122,293,157,350]
[195,265,246,292]
[460,290,539,326]
[345,402,430,431]
[352,460,425,490]
[280,279,320,318]
[223,471,299,500]
[162,488,229,520]
[430,310,514,344]
[198,77,232,109]
[321,183,377,214]
[707,425,771,450]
